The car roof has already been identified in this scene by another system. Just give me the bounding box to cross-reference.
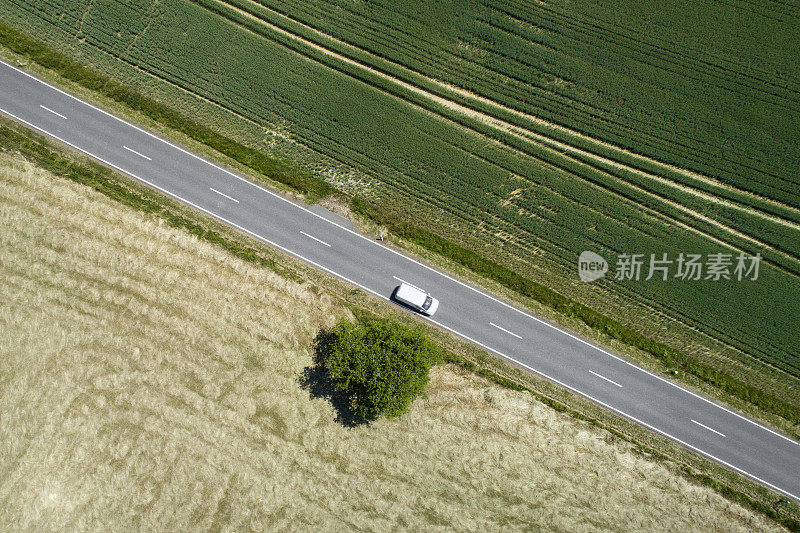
[396,282,427,306]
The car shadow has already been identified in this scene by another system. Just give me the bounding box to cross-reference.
[390,299,419,315]
[298,329,368,428]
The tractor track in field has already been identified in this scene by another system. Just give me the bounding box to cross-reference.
[191,0,800,277]
[248,0,800,220]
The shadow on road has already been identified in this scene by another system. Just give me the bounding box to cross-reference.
[299,329,367,428]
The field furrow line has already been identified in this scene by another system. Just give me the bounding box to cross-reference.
[140,0,797,281]
[234,0,800,213]
[28,0,796,278]
[210,0,800,243]
[496,0,800,99]
[468,15,800,190]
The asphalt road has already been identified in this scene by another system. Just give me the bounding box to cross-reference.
[1,60,798,501]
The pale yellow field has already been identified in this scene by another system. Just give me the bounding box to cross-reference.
[0,153,781,531]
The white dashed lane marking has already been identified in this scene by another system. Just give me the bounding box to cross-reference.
[39,104,67,119]
[489,322,523,340]
[589,370,623,388]
[123,145,152,161]
[692,419,727,438]
[300,231,330,247]
[209,187,240,203]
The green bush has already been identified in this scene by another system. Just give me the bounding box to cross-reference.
[325,318,441,420]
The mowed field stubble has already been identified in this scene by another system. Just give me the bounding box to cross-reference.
[0,153,783,530]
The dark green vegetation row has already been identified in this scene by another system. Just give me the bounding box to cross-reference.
[3,117,799,531]
[1,12,799,427]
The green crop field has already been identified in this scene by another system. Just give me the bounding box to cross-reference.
[1,0,799,400]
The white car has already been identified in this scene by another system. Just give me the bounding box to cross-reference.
[394,282,439,316]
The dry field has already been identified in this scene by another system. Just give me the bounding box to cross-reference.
[0,153,781,531]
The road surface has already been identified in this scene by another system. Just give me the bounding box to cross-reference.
[1,60,798,501]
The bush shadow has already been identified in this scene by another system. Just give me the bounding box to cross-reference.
[299,329,368,427]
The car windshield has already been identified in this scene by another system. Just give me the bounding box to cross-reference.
[422,296,433,310]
